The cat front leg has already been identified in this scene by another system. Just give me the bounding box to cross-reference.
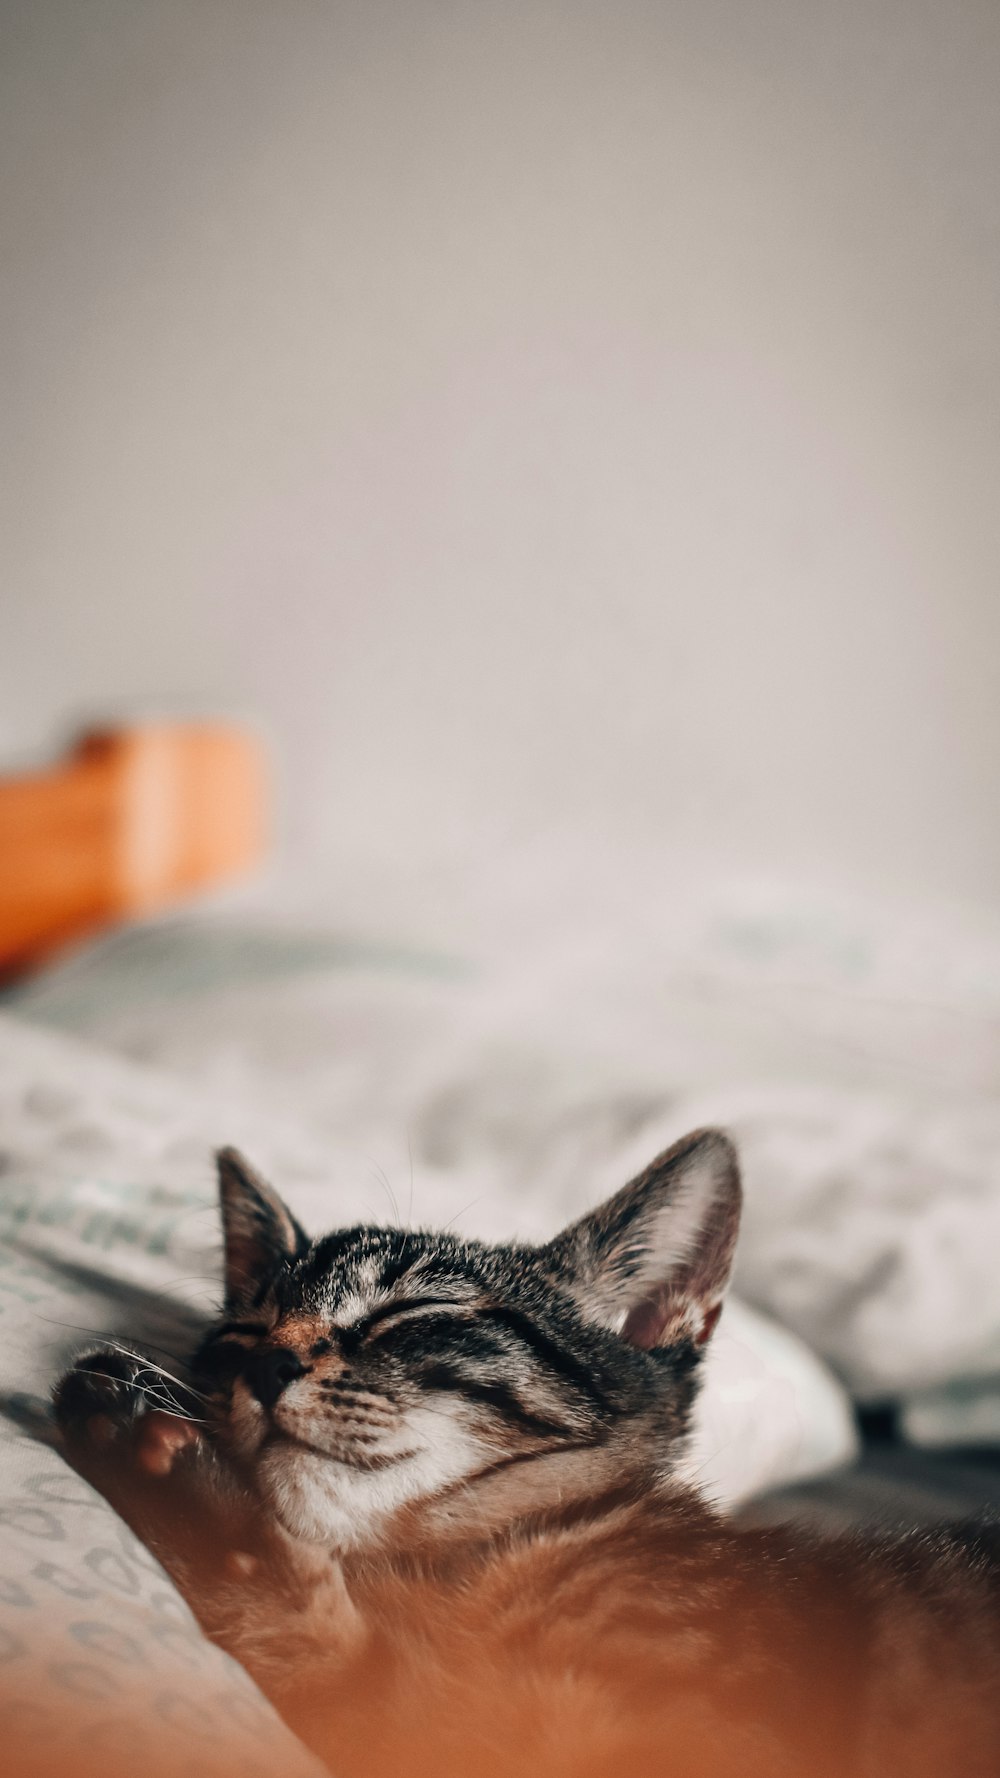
[53,1348,264,1614]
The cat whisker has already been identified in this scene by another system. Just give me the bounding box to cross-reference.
[367,1159,401,1229]
[33,1310,211,1392]
[440,1195,484,1232]
[66,1367,208,1425]
[98,1338,212,1404]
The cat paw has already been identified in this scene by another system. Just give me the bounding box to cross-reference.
[54,1350,203,1474]
[55,1349,154,1434]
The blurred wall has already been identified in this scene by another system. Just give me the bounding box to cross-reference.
[3,0,999,906]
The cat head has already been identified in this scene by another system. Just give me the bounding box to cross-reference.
[194,1129,741,1547]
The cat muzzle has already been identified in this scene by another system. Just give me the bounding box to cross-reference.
[246,1347,308,1410]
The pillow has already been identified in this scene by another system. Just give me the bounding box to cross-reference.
[0,1012,330,1778]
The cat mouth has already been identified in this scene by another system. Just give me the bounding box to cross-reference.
[261,1428,420,1473]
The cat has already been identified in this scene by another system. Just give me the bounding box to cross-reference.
[54,1128,1000,1778]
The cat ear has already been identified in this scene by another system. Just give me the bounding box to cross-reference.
[216,1147,309,1308]
[543,1128,741,1351]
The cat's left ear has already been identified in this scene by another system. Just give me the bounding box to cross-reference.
[542,1128,741,1351]
[216,1147,310,1308]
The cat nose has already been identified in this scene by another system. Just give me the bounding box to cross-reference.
[247,1347,307,1410]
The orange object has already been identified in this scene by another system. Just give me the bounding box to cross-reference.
[0,723,267,980]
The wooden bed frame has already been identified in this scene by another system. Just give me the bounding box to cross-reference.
[0,724,267,981]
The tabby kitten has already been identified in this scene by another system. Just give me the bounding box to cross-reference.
[55,1129,1000,1778]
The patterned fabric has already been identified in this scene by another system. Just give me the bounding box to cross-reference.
[0,1014,328,1778]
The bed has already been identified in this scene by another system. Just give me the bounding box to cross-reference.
[2,726,999,1775]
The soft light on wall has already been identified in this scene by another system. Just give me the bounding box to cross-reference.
[3,0,999,907]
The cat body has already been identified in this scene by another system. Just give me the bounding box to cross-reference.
[54,1131,1000,1778]
[229,1472,1000,1778]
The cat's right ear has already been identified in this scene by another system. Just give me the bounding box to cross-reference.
[542,1128,741,1353]
[216,1147,309,1308]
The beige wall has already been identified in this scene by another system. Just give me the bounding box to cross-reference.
[3,0,999,906]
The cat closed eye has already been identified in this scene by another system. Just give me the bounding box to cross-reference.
[359,1299,477,1342]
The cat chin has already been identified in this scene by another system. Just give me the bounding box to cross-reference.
[254,1405,490,1547]
[256,1444,370,1544]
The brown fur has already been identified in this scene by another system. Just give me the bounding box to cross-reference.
[198,1460,999,1778]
